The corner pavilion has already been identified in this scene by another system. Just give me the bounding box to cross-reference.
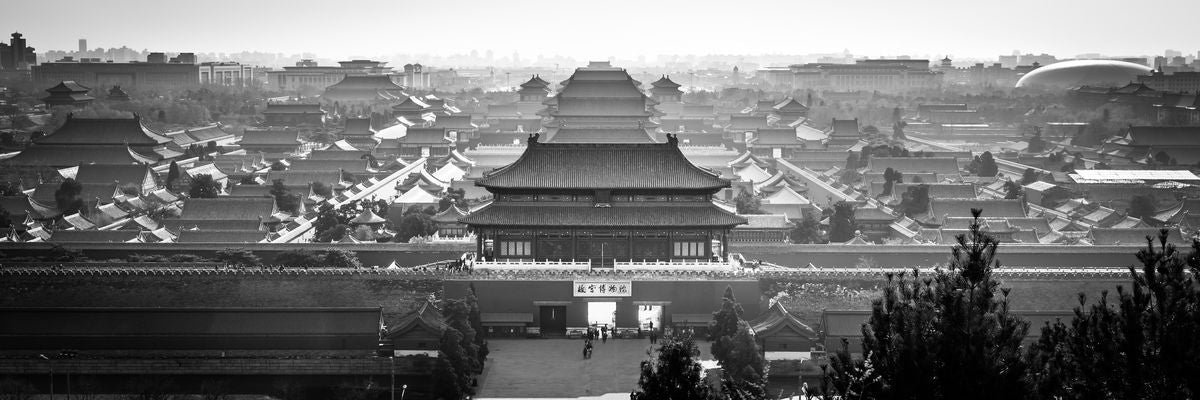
[461,133,746,267]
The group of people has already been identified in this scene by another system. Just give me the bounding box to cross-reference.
[582,325,612,359]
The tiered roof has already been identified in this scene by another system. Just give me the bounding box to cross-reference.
[476,135,729,191]
[459,202,745,227]
[42,81,94,106]
[543,127,657,143]
[36,116,172,147]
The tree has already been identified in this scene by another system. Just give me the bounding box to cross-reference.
[269,179,302,214]
[789,213,823,244]
[844,152,860,170]
[1020,168,1040,185]
[0,181,22,196]
[323,249,362,269]
[899,184,931,217]
[1003,180,1024,200]
[891,120,907,141]
[734,189,762,214]
[839,170,862,186]
[188,174,221,198]
[273,249,324,266]
[166,161,181,188]
[828,201,858,243]
[1028,129,1047,153]
[720,321,768,400]
[881,167,903,196]
[631,332,715,400]
[55,178,85,214]
[1025,232,1200,399]
[270,160,287,171]
[215,248,261,266]
[826,209,1031,400]
[312,181,334,198]
[467,284,490,369]
[1128,194,1157,222]
[977,151,999,177]
[710,286,745,363]
[395,212,436,243]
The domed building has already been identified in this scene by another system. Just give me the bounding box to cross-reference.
[1015,60,1152,89]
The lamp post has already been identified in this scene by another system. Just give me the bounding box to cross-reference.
[38,354,52,400]
[390,356,395,400]
[401,384,408,400]
[59,350,77,400]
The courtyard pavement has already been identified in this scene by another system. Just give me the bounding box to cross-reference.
[475,338,715,399]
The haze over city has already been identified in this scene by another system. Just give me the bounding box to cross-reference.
[5,1,1200,400]
[4,0,1199,61]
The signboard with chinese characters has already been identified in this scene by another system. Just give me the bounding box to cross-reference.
[572,280,632,297]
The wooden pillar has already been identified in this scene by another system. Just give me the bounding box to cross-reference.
[571,229,578,261]
[627,230,634,262]
[721,228,730,259]
[705,230,713,259]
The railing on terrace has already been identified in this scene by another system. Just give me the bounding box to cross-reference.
[473,259,592,271]
[614,259,737,271]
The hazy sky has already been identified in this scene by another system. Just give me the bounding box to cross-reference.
[3,0,1197,61]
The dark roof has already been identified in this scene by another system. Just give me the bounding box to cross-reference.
[891,183,976,198]
[36,116,172,146]
[728,115,770,130]
[544,127,656,143]
[930,199,1026,218]
[829,119,861,137]
[748,302,816,338]
[163,219,263,232]
[45,80,91,93]
[288,159,372,174]
[74,164,151,187]
[397,128,450,144]
[261,103,323,114]
[182,124,234,142]
[0,307,381,350]
[1,145,158,167]
[342,118,375,136]
[228,183,309,198]
[520,75,551,89]
[179,197,275,221]
[460,202,746,227]
[307,150,371,160]
[351,209,387,225]
[476,138,730,190]
[432,205,468,222]
[239,129,300,146]
[176,229,267,243]
[432,115,477,130]
[266,171,345,186]
[49,230,141,243]
[1090,228,1187,245]
[868,157,961,174]
[385,302,447,339]
[1124,126,1200,147]
[772,98,810,113]
[752,128,800,146]
[650,75,682,89]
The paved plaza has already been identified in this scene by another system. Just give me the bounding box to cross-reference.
[476,338,715,399]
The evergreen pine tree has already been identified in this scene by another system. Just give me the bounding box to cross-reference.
[826,208,1030,400]
[631,332,715,400]
[1026,232,1200,399]
[828,201,858,243]
[710,286,745,363]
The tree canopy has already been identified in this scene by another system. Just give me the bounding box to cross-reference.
[826,208,1030,400]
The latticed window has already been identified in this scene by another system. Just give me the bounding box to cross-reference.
[499,241,531,257]
[673,241,705,257]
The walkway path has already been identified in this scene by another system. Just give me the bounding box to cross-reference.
[475,338,714,399]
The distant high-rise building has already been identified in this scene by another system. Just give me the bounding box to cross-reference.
[0,32,37,70]
[147,52,167,64]
[1165,49,1182,58]
[78,39,87,54]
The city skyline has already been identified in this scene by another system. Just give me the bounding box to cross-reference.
[3,0,1198,63]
